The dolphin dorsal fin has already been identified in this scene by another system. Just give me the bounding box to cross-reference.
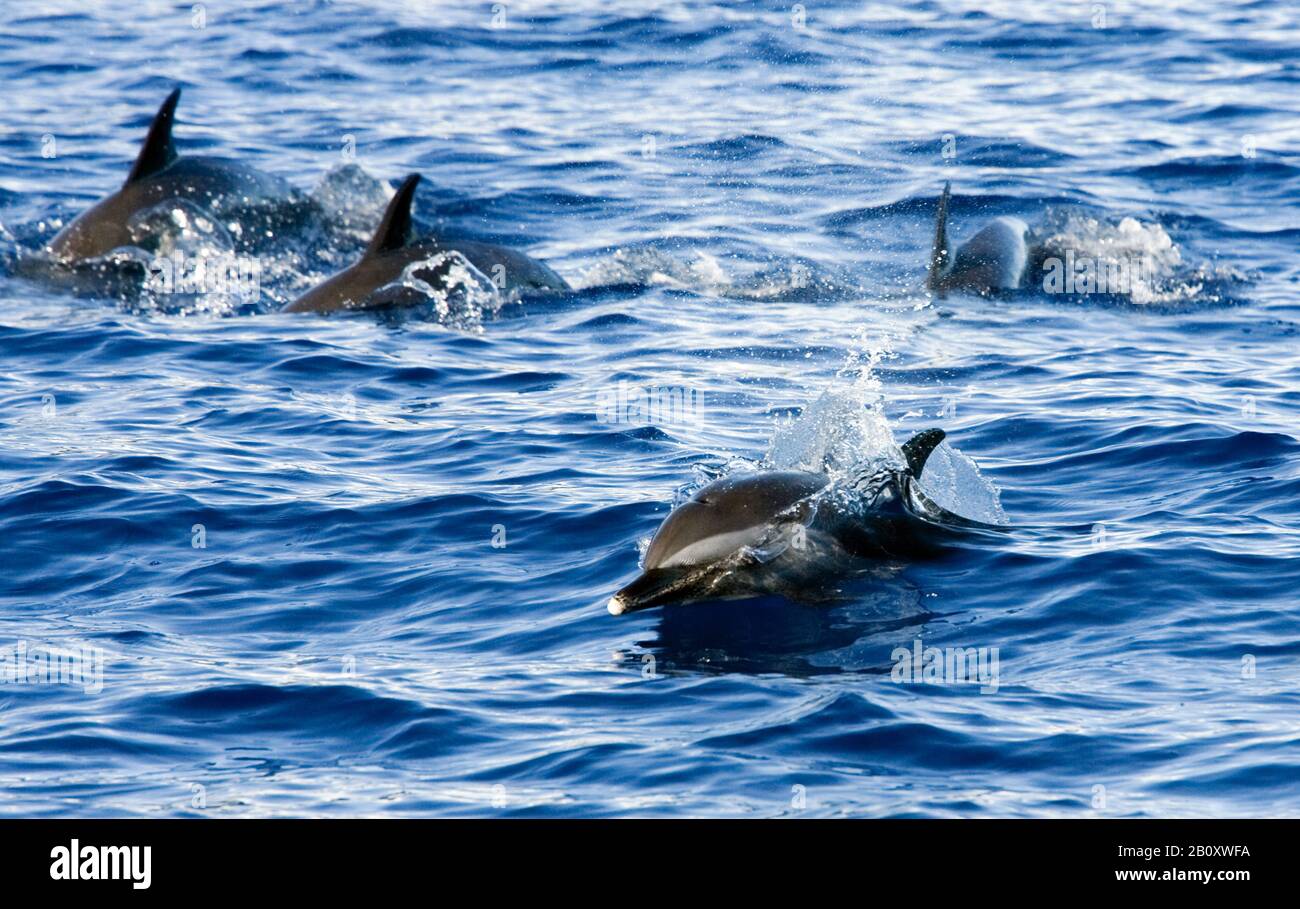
[901,428,946,477]
[366,174,421,257]
[125,88,182,186]
[926,182,951,292]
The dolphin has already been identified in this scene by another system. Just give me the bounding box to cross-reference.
[926,182,1030,297]
[282,173,568,313]
[45,87,292,262]
[608,428,978,615]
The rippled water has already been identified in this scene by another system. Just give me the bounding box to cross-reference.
[1,0,1298,817]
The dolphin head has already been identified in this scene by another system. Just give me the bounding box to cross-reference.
[608,470,829,615]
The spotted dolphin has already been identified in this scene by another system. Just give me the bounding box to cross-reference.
[926,182,1030,296]
[608,428,973,615]
[45,88,292,263]
[282,173,568,313]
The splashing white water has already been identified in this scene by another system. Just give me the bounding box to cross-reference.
[765,336,1006,525]
[766,331,905,477]
[364,251,505,331]
[309,164,393,240]
[577,244,847,300]
[766,383,900,478]
[912,443,1007,526]
[1032,209,1243,306]
[118,200,268,314]
[578,246,731,291]
[128,199,236,258]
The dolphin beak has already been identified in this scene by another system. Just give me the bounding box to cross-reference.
[607,568,691,616]
[607,594,630,616]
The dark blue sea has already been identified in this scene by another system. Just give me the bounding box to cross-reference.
[0,1,1297,817]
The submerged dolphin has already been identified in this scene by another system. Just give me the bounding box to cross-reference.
[926,182,1030,296]
[45,88,291,262]
[282,173,568,313]
[608,428,976,615]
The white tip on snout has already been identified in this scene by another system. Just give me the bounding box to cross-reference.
[607,596,627,616]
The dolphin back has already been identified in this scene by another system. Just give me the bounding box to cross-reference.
[926,182,1030,294]
[950,216,1029,291]
[285,170,569,314]
[46,88,294,262]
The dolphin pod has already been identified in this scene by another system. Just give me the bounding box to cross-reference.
[41,88,568,309]
[41,90,1000,308]
[34,89,1005,616]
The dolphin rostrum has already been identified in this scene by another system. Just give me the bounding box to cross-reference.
[282,173,568,313]
[608,428,976,615]
[45,87,292,263]
[927,182,1030,297]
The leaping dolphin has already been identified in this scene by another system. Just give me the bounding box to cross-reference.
[926,182,1030,297]
[282,173,568,313]
[45,88,292,262]
[608,428,982,615]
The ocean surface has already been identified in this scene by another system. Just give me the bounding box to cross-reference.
[1,0,1297,817]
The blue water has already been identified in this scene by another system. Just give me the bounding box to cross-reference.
[1,0,1298,817]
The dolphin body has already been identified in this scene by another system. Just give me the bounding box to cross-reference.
[926,182,1030,297]
[608,428,974,615]
[283,173,568,313]
[45,88,292,263]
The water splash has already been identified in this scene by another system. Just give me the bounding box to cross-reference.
[912,443,1008,526]
[308,164,393,242]
[577,244,850,301]
[1031,209,1246,306]
[766,328,902,478]
[128,198,236,258]
[364,251,505,330]
[578,245,732,291]
[766,383,900,478]
[766,327,1005,524]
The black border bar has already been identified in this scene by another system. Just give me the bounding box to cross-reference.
[3,818,1284,894]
